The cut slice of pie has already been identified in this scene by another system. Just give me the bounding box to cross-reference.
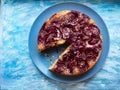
[37,10,102,75]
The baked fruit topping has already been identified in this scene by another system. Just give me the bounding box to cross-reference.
[37,10,102,75]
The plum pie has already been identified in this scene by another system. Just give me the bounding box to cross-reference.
[37,10,102,76]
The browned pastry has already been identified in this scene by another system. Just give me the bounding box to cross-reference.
[37,10,102,75]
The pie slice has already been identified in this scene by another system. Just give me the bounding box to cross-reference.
[37,10,102,76]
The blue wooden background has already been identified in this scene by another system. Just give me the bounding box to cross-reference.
[1,0,120,90]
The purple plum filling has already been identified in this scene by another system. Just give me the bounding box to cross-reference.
[38,10,102,74]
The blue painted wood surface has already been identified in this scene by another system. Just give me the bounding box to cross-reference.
[1,0,120,90]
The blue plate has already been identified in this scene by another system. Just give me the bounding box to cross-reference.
[29,2,109,83]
